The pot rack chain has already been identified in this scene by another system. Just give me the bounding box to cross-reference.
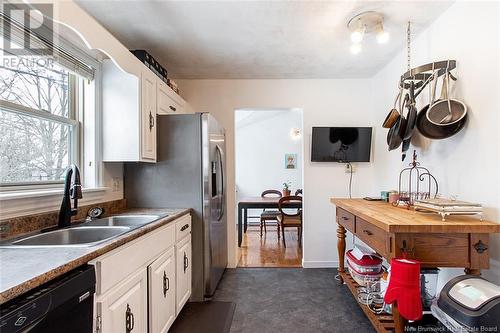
[407,21,411,71]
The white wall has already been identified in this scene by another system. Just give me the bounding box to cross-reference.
[235,109,303,201]
[177,79,378,268]
[179,2,500,275]
[371,1,500,283]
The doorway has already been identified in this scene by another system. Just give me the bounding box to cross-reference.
[235,108,303,267]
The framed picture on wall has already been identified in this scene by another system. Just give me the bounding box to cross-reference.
[285,154,297,169]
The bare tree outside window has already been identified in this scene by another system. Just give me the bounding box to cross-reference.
[0,56,75,184]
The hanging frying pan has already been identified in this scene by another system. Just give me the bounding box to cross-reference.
[383,88,402,128]
[426,71,467,126]
[387,94,409,151]
[403,82,417,140]
[416,107,467,139]
[401,138,411,161]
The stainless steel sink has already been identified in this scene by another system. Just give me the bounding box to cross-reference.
[86,215,160,227]
[10,226,130,247]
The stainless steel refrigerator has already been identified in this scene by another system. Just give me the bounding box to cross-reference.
[124,113,227,301]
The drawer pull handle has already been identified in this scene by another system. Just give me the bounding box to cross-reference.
[163,271,169,297]
[342,216,349,221]
[184,252,188,273]
[169,105,176,112]
[126,303,135,332]
[362,229,373,236]
[180,224,189,231]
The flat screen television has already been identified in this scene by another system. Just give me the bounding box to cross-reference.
[311,127,372,162]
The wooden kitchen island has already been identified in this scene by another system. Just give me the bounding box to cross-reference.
[331,198,500,333]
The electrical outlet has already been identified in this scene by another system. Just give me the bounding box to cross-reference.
[112,177,121,192]
[345,163,355,173]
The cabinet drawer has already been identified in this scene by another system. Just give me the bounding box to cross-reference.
[157,82,184,115]
[395,233,469,267]
[337,208,354,232]
[175,214,191,242]
[92,222,175,295]
[355,217,387,256]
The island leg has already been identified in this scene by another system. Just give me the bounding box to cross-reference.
[392,303,405,333]
[337,222,346,282]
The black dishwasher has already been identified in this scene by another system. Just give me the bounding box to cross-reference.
[0,265,95,333]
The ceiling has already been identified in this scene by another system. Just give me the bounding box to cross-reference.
[76,1,453,79]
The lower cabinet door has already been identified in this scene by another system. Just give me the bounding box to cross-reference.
[97,269,147,333]
[175,237,192,315]
[148,247,176,333]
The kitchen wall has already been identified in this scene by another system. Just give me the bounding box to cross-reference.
[235,109,303,201]
[177,79,377,267]
[371,1,500,283]
[179,1,500,275]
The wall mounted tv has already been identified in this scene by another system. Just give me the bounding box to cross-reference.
[311,127,372,162]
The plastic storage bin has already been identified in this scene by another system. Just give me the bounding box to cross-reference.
[348,261,383,287]
[346,249,383,274]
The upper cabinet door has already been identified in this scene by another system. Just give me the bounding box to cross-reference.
[148,248,176,333]
[141,71,157,161]
[98,269,148,333]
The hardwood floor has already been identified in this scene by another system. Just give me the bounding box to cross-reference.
[238,225,302,267]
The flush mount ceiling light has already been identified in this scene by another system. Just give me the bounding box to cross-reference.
[347,11,390,54]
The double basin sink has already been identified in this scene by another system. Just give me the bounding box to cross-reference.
[3,215,160,248]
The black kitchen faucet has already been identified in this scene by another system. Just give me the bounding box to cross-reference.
[57,164,83,228]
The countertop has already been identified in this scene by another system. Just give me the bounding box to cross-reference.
[331,198,500,233]
[0,208,190,304]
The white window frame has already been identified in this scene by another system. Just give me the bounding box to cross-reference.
[0,42,102,193]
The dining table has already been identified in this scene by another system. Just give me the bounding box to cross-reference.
[237,196,302,247]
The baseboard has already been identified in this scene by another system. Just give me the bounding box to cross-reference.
[302,260,339,268]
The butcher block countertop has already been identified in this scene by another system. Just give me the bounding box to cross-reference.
[0,208,190,304]
[331,198,500,234]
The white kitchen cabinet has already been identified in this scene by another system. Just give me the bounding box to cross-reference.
[141,70,157,160]
[157,81,186,115]
[175,235,192,314]
[148,248,176,333]
[90,214,192,333]
[102,61,157,162]
[97,269,148,333]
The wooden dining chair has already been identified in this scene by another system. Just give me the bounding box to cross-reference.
[277,196,303,248]
[260,190,282,237]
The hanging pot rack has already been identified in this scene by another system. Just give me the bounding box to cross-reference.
[399,60,457,92]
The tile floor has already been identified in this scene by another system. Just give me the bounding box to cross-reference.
[213,268,375,333]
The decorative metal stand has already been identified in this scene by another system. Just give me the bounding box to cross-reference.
[396,150,438,208]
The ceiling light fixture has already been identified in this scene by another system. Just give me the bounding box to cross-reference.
[375,22,390,44]
[350,25,366,44]
[347,11,389,54]
[350,43,362,55]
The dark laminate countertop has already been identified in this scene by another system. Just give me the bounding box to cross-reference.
[0,208,190,304]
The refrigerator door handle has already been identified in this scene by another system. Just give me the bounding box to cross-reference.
[216,144,225,221]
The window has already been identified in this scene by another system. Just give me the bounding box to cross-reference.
[1,12,99,190]
[0,57,80,186]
